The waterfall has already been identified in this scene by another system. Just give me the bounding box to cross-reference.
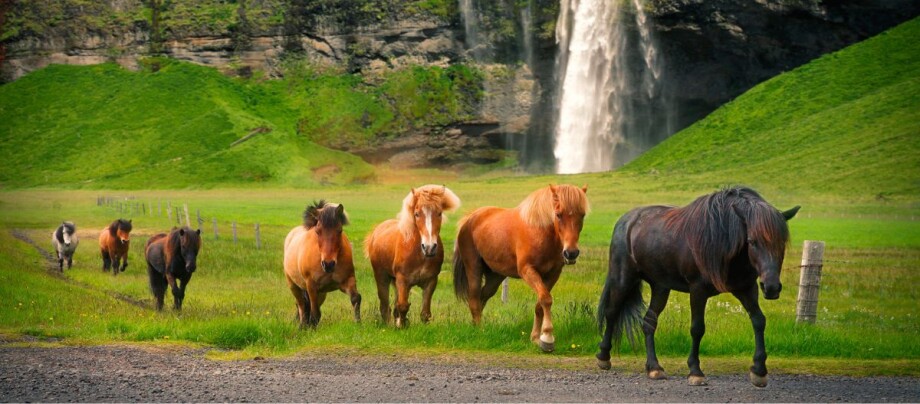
[553,0,666,174]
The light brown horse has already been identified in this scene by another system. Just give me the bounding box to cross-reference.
[99,219,132,276]
[453,184,589,352]
[283,201,361,328]
[365,185,461,327]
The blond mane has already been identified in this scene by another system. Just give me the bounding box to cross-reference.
[396,185,461,241]
[517,184,590,228]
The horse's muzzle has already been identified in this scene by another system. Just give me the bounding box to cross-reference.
[760,281,782,300]
[421,243,438,258]
[321,260,336,273]
[562,248,580,265]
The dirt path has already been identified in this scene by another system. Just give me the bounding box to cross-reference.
[1,344,917,402]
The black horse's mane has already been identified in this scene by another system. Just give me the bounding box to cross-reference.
[665,186,790,292]
[303,200,348,229]
[55,222,75,243]
[107,219,132,237]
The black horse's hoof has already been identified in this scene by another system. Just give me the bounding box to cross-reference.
[688,375,708,386]
[597,358,611,370]
[749,371,768,388]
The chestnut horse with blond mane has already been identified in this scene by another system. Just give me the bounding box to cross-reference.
[365,185,460,327]
[99,218,132,276]
[454,184,589,352]
[283,201,361,328]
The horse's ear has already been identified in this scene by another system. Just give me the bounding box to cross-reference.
[128,219,132,224]
[196,229,201,235]
[336,203,348,225]
[179,228,185,236]
[731,203,747,224]
[782,206,801,221]
[304,205,319,229]
[582,184,588,194]
[549,184,559,202]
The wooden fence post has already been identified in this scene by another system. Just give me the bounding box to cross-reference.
[796,240,825,324]
[175,207,181,225]
[501,278,509,303]
[232,222,238,244]
[196,209,203,230]
[184,204,191,227]
[167,203,173,222]
[255,223,261,249]
[213,218,218,240]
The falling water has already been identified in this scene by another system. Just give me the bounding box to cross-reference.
[553,0,666,174]
[459,0,483,60]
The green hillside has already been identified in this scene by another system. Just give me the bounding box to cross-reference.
[625,17,920,200]
[0,60,376,188]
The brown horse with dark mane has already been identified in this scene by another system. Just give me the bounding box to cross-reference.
[365,185,460,327]
[283,201,361,328]
[596,186,799,387]
[99,219,132,276]
[454,184,589,352]
[145,226,202,311]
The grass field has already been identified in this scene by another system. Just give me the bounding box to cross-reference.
[1,175,918,375]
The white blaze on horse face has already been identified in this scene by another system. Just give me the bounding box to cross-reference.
[62,229,72,245]
[420,207,435,247]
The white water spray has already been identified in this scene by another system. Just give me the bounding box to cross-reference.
[553,0,665,174]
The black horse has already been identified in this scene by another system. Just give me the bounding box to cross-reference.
[145,227,202,311]
[596,187,799,387]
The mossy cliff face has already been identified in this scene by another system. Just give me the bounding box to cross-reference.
[1,0,918,169]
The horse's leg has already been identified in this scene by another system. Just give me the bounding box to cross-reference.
[462,256,485,325]
[644,285,671,379]
[479,271,505,308]
[101,249,110,272]
[148,263,167,311]
[420,277,437,323]
[394,274,411,328]
[120,250,128,272]
[109,252,119,276]
[305,284,321,327]
[287,279,308,328]
[176,275,191,310]
[733,285,769,387]
[313,292,327,326]
[373,271,392,324]
[66,252,73,270]
[166,272,181,310]
[687,289,710,386]
[520,266,560,353]
[340,275,362,323]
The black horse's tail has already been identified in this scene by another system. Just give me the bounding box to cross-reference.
[597,276,646,351]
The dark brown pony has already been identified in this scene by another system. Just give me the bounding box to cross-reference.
[145,227,202,311]
[365,185,461,327]
[99,219,132,276]
[596,186,799,387]
[454,184,589,352]
[283,201,361,328]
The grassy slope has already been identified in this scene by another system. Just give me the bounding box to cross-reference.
[625,17,920,200]
[0,61,375,188]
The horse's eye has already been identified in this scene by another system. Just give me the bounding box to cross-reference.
[414,212,420,218]
[556,213,563,219]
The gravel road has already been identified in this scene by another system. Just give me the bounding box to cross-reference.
[1,344,918,402]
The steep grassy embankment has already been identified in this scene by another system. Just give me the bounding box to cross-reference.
[625,17,920,201]
[0,60,376,188]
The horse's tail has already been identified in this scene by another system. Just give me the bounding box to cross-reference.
[452,216,472,302]
[598,214,646,352]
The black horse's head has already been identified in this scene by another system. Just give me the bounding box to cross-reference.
[732,199,800,300]
[171,227,202,273]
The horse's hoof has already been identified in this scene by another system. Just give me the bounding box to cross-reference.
[597,359,611,370]
[539,340,555,353]
[648,370,668,380]
[688,375,708,386]
[749,372,768,388]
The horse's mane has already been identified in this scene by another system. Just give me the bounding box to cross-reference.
[664,186,790,292]
[517,184,589,228]
[107,219,132,237]
[55,222,75,243]
[397,185,461,241]
[166,226,201,254]
[303,200,349,229]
